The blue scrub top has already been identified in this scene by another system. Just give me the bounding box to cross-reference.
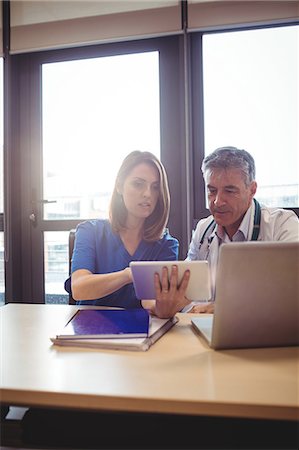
[64,219,179,309]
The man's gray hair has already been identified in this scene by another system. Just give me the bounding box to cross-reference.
[201,146,256,185]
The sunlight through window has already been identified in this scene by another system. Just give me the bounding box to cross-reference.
[42,51,160,220]
[203,25,298,207]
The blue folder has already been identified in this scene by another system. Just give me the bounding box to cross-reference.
[56,308,150,339]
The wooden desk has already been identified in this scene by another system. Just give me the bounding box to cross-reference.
[1,304,298,421]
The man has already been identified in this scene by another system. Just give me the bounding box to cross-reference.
[185,146,299,313]
[154,146,298,316]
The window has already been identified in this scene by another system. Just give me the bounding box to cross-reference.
[42,50,161,302]
[202,25,298,208]
[44,232,69,304]
[10,22,297,305]
[42,52,160,221]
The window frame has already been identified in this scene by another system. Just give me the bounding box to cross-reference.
[5,35,189,303]
[190,23,299,224]
[3,21,298,304]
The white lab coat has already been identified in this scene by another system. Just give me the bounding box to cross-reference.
[185,200,299,305]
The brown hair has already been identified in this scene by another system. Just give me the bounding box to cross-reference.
[109,151,170,241]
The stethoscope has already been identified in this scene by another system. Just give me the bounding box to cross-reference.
[198,198,261,256]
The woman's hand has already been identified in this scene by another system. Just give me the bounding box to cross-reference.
[153,265,191,318]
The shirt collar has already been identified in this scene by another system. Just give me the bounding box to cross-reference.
[238,202,253,240]
[215,201,254,242]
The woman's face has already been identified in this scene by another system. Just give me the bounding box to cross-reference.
[120,162,160,223]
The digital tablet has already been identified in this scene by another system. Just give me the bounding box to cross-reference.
[130,260,211,301]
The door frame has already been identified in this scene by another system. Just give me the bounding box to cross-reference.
[6,35,188,303]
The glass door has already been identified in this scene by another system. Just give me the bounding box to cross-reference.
[40,51,160,303]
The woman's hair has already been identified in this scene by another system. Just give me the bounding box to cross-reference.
[202,146,256,186]
[109,151,170,241]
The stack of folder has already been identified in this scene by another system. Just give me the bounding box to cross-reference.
[50,308,178,351]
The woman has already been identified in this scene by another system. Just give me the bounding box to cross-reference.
[65,150,190,317]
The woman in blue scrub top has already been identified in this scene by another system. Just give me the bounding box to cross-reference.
[65,151,190,317]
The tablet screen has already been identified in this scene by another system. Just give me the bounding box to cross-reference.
[130,261,211,301]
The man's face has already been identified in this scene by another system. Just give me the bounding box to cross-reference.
[205,168,257,236]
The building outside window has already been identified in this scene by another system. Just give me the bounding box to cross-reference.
[202,25,298,208]
[42,51,160,303]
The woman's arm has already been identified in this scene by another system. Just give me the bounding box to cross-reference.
[71,267,132,301]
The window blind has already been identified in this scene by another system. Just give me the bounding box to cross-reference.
[188,1,299,31]
[10,0,182,54]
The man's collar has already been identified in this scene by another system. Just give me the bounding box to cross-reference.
[238,203,253,240]
[214,201,254,242]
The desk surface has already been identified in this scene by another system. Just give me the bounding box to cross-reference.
[1,304,298,421]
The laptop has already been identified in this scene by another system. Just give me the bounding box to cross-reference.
[130,260,211,301]
[191,241,299,349]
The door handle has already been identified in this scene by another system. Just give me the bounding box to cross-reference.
[29,200,57,224]
[40,199,57,204]
[29,213,36,223]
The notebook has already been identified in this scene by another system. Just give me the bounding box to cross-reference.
[55,308,150,339]
[130,260,211,301]
[51,315,178,352]
[191,241,299,349]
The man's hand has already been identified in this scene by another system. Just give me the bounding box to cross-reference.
[189,302,214,314]
[153,265,191,318]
